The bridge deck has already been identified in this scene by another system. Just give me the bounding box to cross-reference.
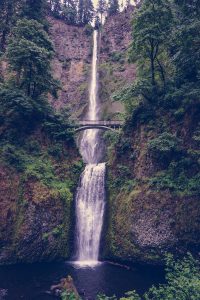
[71,120,123,127]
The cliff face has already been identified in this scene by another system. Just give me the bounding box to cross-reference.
[48,8,136,120]
[0,135,82,264]
[105,110,200,264]
[99,7,136,118]
[49,17,92,118]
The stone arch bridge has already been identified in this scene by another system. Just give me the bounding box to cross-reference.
[70,120,123,133]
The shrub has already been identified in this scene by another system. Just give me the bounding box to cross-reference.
[104,131,121,146]
[144,253,200,300]
[97,254,200,300]
[116,136,132,156]
[43,109,73,142]
[1,144,26,171]
[0,88,36,129]
[84,24,93,36]
[48,144,63,159]
[110,52,123,62]
[148,132,181,164]
[61,291,79,300]
[25,140,41,154]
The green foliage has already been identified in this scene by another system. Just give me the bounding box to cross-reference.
[0,144,26,171]
[115,136,132,156]
[42,109,73,142]
[149,161,200,196]
[104,130,121,146]
[0,86,73,142]
[97,295,117,300]
[21,0,47,22]
[25,140,41,154]
[71,160,84,175]
[127,0,200,122]
[97,254,200,300]
[61,291,80,300]
[0,88,37,130]
[0,0,22,52]
[6,18,59,99]
[84,24,94,36]
[97,0,106,22]
[78,0,94,25]
[171,1,200,90]
[113,83,152,125]
[61,1,77,25]
[110,52,123,63]
[48,143,63,159]
[130,0,173,102]
[148,132,181,163]
[108,164,133,192]
[144,254,200,300]
[49,0,94,26]
[108,0,119,16]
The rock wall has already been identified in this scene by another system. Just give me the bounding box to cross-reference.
[0,135,83,264]
[49,18,92,119]
[105,110,200,264]
[48,8,136,120]
[99,6,136,119]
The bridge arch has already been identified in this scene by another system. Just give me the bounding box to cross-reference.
[74,125,116,133]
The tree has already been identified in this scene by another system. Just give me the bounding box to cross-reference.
[62,0,77,25]
[171,0,200,88]
[108,0,119,16]
[97,0,106,23]
[78,0,94,25]
[6,19,59,100]
[49,0,62,18]
[130,0,173,101]
[21,0,47,21]
[0,0,21,52]
[94,15,101,29]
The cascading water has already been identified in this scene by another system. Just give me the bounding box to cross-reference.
[75,30,106,266]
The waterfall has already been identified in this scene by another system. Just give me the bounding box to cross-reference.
[75,30,106,266]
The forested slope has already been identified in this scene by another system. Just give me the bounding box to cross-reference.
[0,0,83,264]
[105,0,200,263]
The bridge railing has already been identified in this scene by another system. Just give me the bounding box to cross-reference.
[72,120,123,126]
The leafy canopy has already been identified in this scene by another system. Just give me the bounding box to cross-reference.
[6,18,59,99]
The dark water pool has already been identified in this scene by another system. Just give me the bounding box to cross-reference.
[0,261,164,300]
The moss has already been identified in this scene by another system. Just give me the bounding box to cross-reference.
[0,133,82,263]
[105,107,200,263]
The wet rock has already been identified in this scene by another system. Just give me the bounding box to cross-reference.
[0,289,7,299]
[51,276,79,299]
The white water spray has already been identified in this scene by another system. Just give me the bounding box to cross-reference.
[75,30,106,267]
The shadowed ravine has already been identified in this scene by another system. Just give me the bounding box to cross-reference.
[75,30,106,266]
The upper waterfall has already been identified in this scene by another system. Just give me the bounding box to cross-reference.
[88,30,98,121]
[79,30,104,164]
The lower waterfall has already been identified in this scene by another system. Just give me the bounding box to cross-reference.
[75,30,106,266]
[75,163,105,264]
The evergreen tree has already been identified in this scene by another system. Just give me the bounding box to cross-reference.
[171,0,200,87]
[0,0,21,52]
[130,0,173,101]
[108,0,119,16]
[94,15,101,29]
[62,0,77,25]
[97,0,106,23]
[6,19,59,99]
[49,0,62,18]
[21,0,47,21]
[78,0,94,25]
